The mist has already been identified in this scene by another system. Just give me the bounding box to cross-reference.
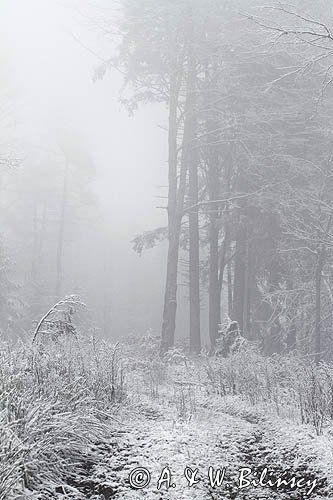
[2,1,333,499]
[0,0,178,340]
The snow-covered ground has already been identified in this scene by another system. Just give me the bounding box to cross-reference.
[2,339,333,499]
[102,347,333,499]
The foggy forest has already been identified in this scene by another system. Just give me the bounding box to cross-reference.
[1,0,333,499]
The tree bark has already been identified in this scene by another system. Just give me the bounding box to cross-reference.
[232,219,246,332]
[218,222,230,324]
[209,215,220,349]
[286,279,297,351]
[160,70,184,354]
[262,214,283,355]
[315,214,332,363]
[227,257,233,318]
[206,96,220,350]
[188,93,201,353]
[243,235,251,337]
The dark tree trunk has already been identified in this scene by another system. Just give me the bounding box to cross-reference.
[287,316,297,352]
[315,262,322,363]
[232,220,246,332]
[267,260,283,354]
[207,144,220,351]
[227,258,233,317]
[160,69,185,354]
[314,214,332,363]
[218,222,230,324]
[262,214,283,355]
[286,279,297,351]
[243,236,252,338]
[206,112,220,350]
[218,157,233,326]
[188,95,201,353]
[209,218,220,349]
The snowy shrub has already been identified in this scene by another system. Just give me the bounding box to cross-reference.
[0,336,125,498]
[294,362,333,435]
[163,347,188,365]
[204,350,333,435]
[173,381,197,420]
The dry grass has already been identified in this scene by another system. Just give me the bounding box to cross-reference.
[0,336,125,499]
[204,348,333,435]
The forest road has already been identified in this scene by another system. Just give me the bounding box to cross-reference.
[109,393,329,500]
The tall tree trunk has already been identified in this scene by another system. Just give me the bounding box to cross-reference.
[187,57,201,354]
[262,213,283,355]
[286,279,297,351]
[218,222,230,324]
[55,158,68,300]
[315,214,332,363]
[218,157,233,326]
[243,235,251,337]
[206,104,220,350]
[267,259,282,354]
[188,147,201,353]
[315,264,322,363]
[232,220,246,332]
[209,217,220,349]
[160,71,183,354]
[227,257,233,317]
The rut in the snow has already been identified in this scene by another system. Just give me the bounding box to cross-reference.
[219,417,330,500]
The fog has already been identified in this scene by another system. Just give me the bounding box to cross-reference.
[1,0,333,356]
[2,2,333,497]
[0,0,178,339]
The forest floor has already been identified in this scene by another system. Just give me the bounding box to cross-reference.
[9,339,333,500]
[89,344,333,500]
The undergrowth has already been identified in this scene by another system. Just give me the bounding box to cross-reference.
[204,348,333,435]
[0,336,125,499]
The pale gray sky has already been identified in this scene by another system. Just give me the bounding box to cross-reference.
[0,0,167,234]
[0,0,173,338]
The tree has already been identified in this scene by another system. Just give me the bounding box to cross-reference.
[117,0,333,360]
[116,0,203,352]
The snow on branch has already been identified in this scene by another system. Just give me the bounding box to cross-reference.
[32,295,86,343]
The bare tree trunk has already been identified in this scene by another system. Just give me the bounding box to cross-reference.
[243,235,250,337]
[218,157,233,326]
[218,222,230,323]
[315,214,332,363]
[188,154,201,352]
[209,215,220,349]
[186,56,201,354]
[232,220,246,332]
[206,112,220,350]
[267,260,283,354]
[227,257,233,317]
[160,71,183,354]
[286,279,297,351]
[314,262,322,363]
[55,158,68,301]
